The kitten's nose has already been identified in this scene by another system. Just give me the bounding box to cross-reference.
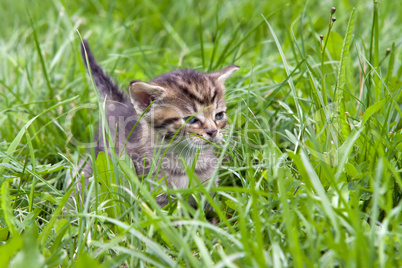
[206,129,218,138]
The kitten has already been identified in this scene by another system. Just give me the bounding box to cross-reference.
[76,40,238,207]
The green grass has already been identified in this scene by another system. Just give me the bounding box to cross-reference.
[1,0,402,267]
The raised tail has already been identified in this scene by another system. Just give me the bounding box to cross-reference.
[80,40,126,102]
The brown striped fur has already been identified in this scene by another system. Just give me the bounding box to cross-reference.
[75,40,239,207]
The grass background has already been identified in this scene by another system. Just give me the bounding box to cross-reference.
[1,0,402,267]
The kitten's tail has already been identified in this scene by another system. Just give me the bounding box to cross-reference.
[80,40,126,102]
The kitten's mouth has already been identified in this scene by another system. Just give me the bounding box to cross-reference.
[188,133,216,145]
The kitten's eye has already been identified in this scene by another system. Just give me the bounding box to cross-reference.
[215,112,225,120]
[184,116,199,124]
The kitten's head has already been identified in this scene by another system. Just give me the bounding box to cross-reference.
[129,65,239,148]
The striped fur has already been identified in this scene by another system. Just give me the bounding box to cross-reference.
[77,40,239,208]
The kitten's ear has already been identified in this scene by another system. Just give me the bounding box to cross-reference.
[129,81,165,112]
[210,65,239,84]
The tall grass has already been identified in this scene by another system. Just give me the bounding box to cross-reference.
[1,0,402,267]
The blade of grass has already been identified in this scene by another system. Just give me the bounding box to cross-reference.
[28,11,53,100]
[263,16,304,150]
[1,181,19,236]
[336,8,355,141]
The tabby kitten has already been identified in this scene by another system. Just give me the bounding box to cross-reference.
[78,40,238,207]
